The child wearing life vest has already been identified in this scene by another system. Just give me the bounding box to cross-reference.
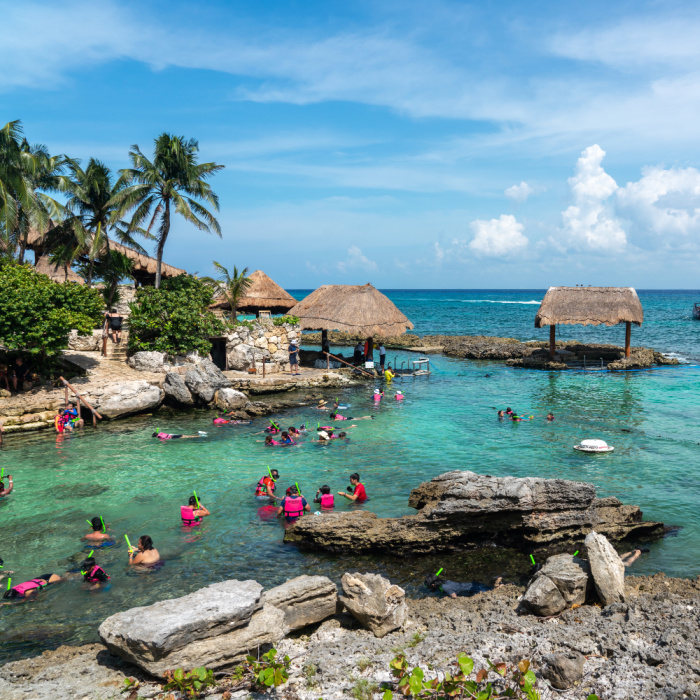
[81,556,110,585]
[180,495,210,526]
[3,573,61,600]
[256,470,280,498]
[277,485,310,522]
[314,485,335,509]
[394,390,404,400]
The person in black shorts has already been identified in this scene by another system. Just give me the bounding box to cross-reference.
[106,308,123,344]
[11,357,30,393]
[288,340,300,376]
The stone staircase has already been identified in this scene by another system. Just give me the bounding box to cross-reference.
[103,332,129,362]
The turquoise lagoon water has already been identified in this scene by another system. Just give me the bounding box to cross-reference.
[1,289,700,662]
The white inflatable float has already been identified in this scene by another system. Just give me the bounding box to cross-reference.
[574,439,614,453]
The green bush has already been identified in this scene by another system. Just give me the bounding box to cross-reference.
[273,314,299,326]
[162,667,216,698]
[127,275,224,356]
[0,261,104,357]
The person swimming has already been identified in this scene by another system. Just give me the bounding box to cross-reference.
[497,410,505,419]
[81,556,110,586]
[82,517,112,543]
[505,407,513,416]
[394,390,404,400]
[279,431,297,445]
[314,485,335,508]
[373,389,384,402]
[181,495,210,526]
[330,411,373,421]
[288,426,301,437]
[0,473,14,497]
[152,431,204,440]
[127,535,161,566]
[547,413,555,421]
[277,485,310,522]
[256,470,281,499]
[424,573,502,598]
[3,573,61,600]
[264,435,281,446]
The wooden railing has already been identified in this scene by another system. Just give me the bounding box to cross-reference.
[59,376,103,427]
[324,352,375,378]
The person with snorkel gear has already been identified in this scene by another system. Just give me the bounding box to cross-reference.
[82,517,113,543]
[80,555,110,587]
[256,469,281,500]
[0,472,14,497]
[277,485,310,522]
[181,493,210,526]
[127,535,161,565]
[338,473,367,502]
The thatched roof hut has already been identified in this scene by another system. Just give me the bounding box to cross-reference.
[24,225,186,286]
[535,286,644,358]
[34,256,85,284]
[288,283,413,336]
[211,270,296,315]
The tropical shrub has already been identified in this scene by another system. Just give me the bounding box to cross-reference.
[162,667,216,698]
[273,314,299,326]
[127,274,224,356]
[0,261,104,356]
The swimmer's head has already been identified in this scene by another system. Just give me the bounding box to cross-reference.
[506,407,512,413]
[424,574,441,590]
[188,496,197,506]
[270,469,280,479]
[329,411,337,419]
[338,432,347,438]
[264,436,273,444]
[374,389,380,394]
[289,485,299,496]
[281,431,289,439]
[81,557,96,573]
[320,485,331,495]
[138,535,154,551]
[350,472,360,484]
[91,517,102,531]
[152,432,158,437]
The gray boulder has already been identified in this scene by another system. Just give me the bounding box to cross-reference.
[264,575,338,631]
[521,574,566,617]
[339,572,406,638]
[542,651,585,690]
[538,554,591,607]
[97,381,164,419]
[98,579,263,663]
[227,343,256,371]
[163,372,194,406]
[127,351,166,373]
[214,387,248,411]
[184,359,231,404]
[585,531,625,605]
[67,329,100,351]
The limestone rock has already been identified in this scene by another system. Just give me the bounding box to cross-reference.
[98,579,263,666]
[214,387,248,411]
[127,351,166,373]
[585,531,625,605]
[96,381,164,419]
[538,554,591,606]
[132,604,286,677]
[521,574,566,617]
[184,359,231,404]
[227,343,256,371]
[339,572,406,638]
[67,329,100,351]
[163,372,194,406]
[542,652,585,690]
[264,575,338,631]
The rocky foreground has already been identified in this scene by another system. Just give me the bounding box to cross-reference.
[1,572,698,700]
[285,471,666,555]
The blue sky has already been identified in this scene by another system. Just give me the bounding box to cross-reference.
[4,0,700,288]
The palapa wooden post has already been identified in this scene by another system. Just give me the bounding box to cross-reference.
[64,385,69,408]
[262,356,266,378]
[625,321,631,358]
[549,324,556,358]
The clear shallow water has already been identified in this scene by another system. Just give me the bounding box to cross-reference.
[2,290,700,662]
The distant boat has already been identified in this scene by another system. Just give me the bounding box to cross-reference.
[694,303,700,320]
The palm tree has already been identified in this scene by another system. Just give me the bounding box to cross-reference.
[203,262,252,321]
[114,133,224,288]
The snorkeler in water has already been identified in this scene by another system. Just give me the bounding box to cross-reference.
[547,413,555,421]
[181,495,210,526]
[127,535,161,566]
[82,517,113,543]
[152,431,205,440]
[3,573,62,601]
[0,473,13,497]
[330,410,373,421]
[81,556,110,586]
[424,573,502,598]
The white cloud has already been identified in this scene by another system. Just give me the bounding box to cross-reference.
[504,181,533,203]
[434,242,445,263]
[560,145,627,252]
[468,214,528,257]
[337,245,377,274]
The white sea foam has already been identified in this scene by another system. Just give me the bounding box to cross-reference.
[459,299,542,305]
[662,352,692,364]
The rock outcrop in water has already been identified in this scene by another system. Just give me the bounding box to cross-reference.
[284,471,665,555]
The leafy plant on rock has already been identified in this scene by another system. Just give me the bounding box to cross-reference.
[162,666,216,698]
[273,314,299,326]
[247,648,291,688]
[127,274,224,356]
[383,654,541,700]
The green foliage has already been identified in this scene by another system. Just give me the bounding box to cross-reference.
[353,678,380,700]
[0,261,104,356]
[127,274,224,356]
[407,632,426,648]
[357,658,374,672]
[244,648,291,688]
[383,655,540,700]
[228,318,254,331]
[163,667,216,698]
[273,314,299,326]
[304,662,319,688]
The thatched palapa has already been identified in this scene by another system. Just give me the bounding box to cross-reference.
[34,256,85,284]
[289,284,413,336]
[535,286,644,358]
[211,270,297,314]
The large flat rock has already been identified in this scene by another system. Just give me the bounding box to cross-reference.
[98,579,262,662]
[263,575,338,631]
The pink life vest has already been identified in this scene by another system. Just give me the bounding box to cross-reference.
[181,505,201,526]
[373,393,382,401]
[157,432,172,440]
[84,565,110,583]
[320,425,333,430]
[320,493,334,508]
[395,394,403,400]
[213,417,228,425]
[12,578,47,597]
[267,439,280,446]
[332,413,349,420]
[283,495,304,519]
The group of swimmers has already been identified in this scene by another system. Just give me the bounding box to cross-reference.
[497,407,555,422]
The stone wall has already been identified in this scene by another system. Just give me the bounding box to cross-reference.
[224,319,300,373]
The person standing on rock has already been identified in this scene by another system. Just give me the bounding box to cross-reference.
[127,535,161,566]
[288,339,300,376]
[338,473,366,502]
[277,485,310,522]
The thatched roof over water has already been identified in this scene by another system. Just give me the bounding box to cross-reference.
[34,256,85,284]
[288,283,414,336]
[212,270,296,313]
[535,287,644,327]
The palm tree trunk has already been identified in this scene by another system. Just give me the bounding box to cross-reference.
[87,257,94,287]
[155,198,170,289]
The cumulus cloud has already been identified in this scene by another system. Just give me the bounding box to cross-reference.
[504,181,534,203]
[337,245,377,273]
[468,214,528,257]
[434,241,445,263]
[560,144,627,252]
